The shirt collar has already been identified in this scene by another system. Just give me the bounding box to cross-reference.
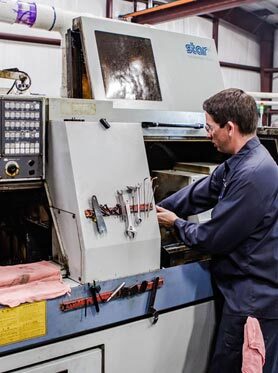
[225,136,260,172]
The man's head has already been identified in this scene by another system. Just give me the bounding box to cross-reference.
[203,88,258,154]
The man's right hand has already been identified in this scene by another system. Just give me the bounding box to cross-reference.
[156,205,178,228]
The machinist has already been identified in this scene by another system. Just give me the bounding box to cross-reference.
[156,88,278,372]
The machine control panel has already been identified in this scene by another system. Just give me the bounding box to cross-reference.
[0,97,44,181]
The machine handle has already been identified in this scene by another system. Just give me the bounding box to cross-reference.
[142,121,204,129]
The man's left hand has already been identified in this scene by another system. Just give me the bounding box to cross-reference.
[156,205,178,228]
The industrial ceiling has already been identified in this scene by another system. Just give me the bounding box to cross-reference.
[121,0,278,36]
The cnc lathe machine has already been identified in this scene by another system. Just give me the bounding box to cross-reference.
[0,13,251,373]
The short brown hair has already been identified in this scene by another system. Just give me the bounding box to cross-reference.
[203,88,258,134]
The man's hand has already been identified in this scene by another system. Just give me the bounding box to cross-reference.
[156,205,178,228]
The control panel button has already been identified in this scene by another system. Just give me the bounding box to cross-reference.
[28,160,35,167]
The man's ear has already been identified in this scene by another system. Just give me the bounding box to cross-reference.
[227,121,236,136]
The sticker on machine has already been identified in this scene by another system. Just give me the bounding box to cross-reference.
[0,301,46,346]
[60,101,96,116]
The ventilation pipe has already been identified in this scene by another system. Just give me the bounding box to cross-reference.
[0,0,77,32]
[0,1,95,96]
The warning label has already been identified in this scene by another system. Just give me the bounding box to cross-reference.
[0,301,46,346]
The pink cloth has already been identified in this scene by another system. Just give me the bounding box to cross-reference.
[0,261,61,287]
[242,316,265,373]
[0,261,71,307]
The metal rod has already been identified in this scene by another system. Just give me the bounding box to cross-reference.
[134,0,138,12]
[106,282,126,302]
[44,182,69,267]
[142,122,204,129]
[220,61,260,73]
[0,32,61,46]
[106,0,113,18]
[263,68,278,73]
[212,18,219,51]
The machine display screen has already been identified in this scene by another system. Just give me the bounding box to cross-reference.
[95,31,162,101]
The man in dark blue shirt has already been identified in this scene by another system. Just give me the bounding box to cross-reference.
[157,88,278,372]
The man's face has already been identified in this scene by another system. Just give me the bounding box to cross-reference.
[205,112,232,154]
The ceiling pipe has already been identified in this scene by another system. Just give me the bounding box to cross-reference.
[0,0,78,32]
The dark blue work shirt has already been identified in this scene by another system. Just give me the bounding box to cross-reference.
[159,137,278,318]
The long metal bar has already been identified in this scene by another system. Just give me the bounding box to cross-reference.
[134,0,138,12]
[121,0,259,24]
[259,28,274,125]
[264,68,278,73]
[260,31,274,93]
[44,182,69,271]
[220,61,260,73]
[0,32,61,46]
[106,0,113,18]
[212,17,219,51]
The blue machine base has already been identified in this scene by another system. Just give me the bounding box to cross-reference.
[0,261,213,355]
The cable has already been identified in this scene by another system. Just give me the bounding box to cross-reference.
[6,80,16,95]
[6,69,32,95]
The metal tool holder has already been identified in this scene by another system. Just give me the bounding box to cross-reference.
[85,177,157,239]
[60,277,164,313]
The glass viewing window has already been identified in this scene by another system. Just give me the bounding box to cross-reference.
[95,31,162,101]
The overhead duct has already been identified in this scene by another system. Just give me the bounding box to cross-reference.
[0,0,79,32]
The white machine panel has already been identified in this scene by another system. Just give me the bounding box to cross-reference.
[13,348,102,373]
[47,119,160,282]
[75,16,224,112]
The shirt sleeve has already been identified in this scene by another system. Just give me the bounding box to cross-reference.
[158,166,223,217]
[174,175,266,255]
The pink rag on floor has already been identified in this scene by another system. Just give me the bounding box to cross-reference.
[0,261,71,307]
[242,316,265,373]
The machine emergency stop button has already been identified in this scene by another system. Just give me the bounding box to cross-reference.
[5,161,19,177]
